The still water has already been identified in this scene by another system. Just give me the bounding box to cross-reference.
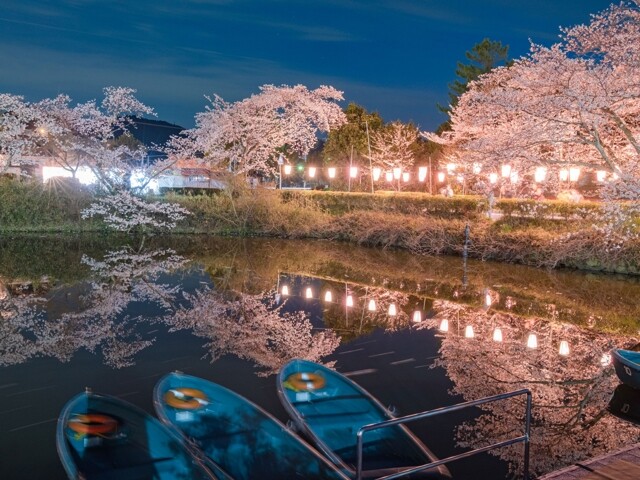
[0,235,638,479]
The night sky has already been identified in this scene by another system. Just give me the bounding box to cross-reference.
[1,0,615,131]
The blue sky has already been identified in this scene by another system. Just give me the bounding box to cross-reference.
[0,0,614,130]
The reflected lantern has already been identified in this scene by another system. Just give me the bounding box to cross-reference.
[493,327,503,342]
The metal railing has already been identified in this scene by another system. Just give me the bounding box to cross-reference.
[355,389,532,480]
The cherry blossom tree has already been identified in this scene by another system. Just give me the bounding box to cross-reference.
[175,84,346,176]
[169,288,341,376]
[427,1,640,232]
[32,87,173,192]
[417,300,639,477]
[0,94,38,174]
[368,122,418,186]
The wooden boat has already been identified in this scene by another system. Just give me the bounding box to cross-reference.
[277,359,452,479]
[56,389,220,480]
[612,349,640,390]
[608,383,640,426]
[153,371,349,480]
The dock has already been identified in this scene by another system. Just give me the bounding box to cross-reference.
[539,443,640,480]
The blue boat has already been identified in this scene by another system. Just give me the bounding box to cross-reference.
[277,359,452,479]
[56,389,220,480]
[612,349,640,390]
[153,371,349,480]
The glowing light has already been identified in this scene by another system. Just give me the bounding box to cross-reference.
[600,353,612,367]
[485,292,492,307]
[612,172,619,180]
[328,167,336,179]
[284,164,292,175]
[534,167,547,183]
[437,172,445,182]
[501,164,511,178]
[42,166,97,186]
[372,167,382,181]
[456,174,464,183]
[596,170,607,182]
[324,291,332,302]
[388,303,397,316]
[559,169,569,181]
[350,166,358,178]
[558,340,570,356]
[393,167,402,180]
[493,328,503,342]
[418,166,428,181]
[281,285,289,296]
[446,163,456,173]
[402,172,410,182]
[37,127,48,136]
[384,171,392,182]
[305,287,313,299]
[510,171,519,184]
[465,325,475,338]
[308,167,316,178]
[473,163,482,174]
[439,319,449,332]
[368,299,376,311]
[527,333,538,349]
[346,295,354,307]
[569,167,581,182]
[489,173,498,184]
[412,311,422,323]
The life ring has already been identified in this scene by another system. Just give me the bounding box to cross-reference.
[68,413,118,435]
[164,388,208,410]
[285,372,326,392]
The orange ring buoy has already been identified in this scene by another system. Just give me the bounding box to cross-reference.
[285,372,326,392]
[68,413,118,435]
[164,388,208,410]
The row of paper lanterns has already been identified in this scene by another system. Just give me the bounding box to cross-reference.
[279,284,423,322]
[282,163,616,184]
[437,318,572,356]
[280,283,574,357]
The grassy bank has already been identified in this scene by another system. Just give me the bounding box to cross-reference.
[1,178,638,274]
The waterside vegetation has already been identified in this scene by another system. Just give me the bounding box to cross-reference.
[1,177,639,276]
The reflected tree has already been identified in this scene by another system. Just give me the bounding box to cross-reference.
[169,288,341,376]
[417,300,639,476]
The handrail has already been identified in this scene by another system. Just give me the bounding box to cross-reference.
[355,388,532,480]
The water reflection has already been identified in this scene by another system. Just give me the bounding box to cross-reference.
[0,245,188,368]
[166,288,340,376]
[1,236,639,479]
[416,299,639,477]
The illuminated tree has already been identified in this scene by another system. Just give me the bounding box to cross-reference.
[0,94,38,174]
[170,288,341,376]
[177,84,346,176]
[418,300,639,476]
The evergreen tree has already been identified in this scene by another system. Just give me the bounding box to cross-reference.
[437,38,510,133]
[322,103,383,165]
